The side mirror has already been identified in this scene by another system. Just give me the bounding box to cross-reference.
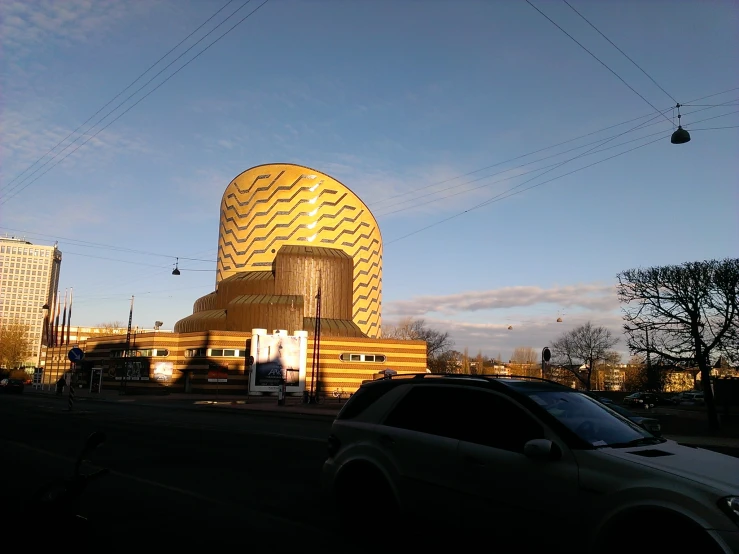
[524,439,561,461]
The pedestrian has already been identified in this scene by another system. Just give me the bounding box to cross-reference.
[56,376,66,396]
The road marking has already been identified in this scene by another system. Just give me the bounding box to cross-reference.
[2,438,323,533]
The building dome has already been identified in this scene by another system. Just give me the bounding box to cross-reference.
[175,163,382,338]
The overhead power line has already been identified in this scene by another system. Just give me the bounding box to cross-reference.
[0,0,236,194]
[562,0,678,104]
[374,100,737,216]
[2,87,735,267]
[0,0,272,205]
[370,86,739,209]
[0,226,216,263]
[386,133,666,246]
[384,108,738,244]
[524,0,672,124]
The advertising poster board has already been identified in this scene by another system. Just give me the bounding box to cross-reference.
[249,329,307,393]
[152,361,174,383]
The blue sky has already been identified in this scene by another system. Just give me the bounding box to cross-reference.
[1,0,737,361]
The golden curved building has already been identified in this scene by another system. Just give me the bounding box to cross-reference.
[175,163,382,337]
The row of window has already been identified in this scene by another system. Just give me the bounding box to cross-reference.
[110,349,170,358]
[185,348,241,358]
[340,353,387,363]
[0,246,53,256]
[182,349,387,362]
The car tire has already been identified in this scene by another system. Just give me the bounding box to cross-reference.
[335,464,398,535]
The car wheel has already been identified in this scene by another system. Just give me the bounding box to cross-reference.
[335,464,398,535]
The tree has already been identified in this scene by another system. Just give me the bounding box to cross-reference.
[96,321,124,336]
[511,346,538,364]
[382,317,455,370]
[0,320,33,369]
[475,350,484,375]
[617,258,739,429]
[550,322,618,390]
[428,350,462,373]
[462,347,470,374]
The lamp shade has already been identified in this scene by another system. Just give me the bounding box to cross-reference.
[671,126,691,144]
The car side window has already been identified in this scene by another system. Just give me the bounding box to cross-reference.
[453,388,544,452]
[383,386,460,439]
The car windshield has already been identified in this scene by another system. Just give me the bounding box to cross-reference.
[526,390,662,448]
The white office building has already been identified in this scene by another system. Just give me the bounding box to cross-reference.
[0,236,62,368]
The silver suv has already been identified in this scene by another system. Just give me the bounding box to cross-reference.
[322,374,739,552]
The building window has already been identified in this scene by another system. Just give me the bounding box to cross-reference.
[185,348,207,358]
[340,353,387,363]
[154,349,169,357]
[208,348,239,357]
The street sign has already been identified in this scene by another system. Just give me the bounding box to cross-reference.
[68,347,85,362]
[542,347,551,362]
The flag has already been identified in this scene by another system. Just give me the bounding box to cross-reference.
[53,294,61,347]
[66,288,73,345]
[60,289,68,350]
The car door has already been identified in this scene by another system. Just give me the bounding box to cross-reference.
[378,385,461,521]
[452,387,580,549]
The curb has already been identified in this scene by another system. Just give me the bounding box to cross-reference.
[22,390,338,423]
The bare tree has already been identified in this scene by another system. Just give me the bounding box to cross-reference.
[0,320,32,369]
[382,317,455,370]
[461,347,471,374]
[617,258,739,429]
[550,322,618,390]
[510,346,538,364]
[428,350,461,373]
[475,350,484,375]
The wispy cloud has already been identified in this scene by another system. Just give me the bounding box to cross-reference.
[1,0,143,56]
[414,312,626,361]
[0,108,151,191]
[382,282,626,359]
[385,283,619,317]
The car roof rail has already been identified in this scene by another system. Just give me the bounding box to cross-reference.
[383,372,564,387]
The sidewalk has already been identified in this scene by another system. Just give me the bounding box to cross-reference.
[24,386,342,419]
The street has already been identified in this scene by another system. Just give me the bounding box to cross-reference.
[0,393,335,550]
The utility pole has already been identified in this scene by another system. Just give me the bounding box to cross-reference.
[121,296,134,395]
[309,273,322,404]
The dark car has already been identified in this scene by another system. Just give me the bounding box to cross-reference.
[623,392,674,408]
[0,378,25,393]
[607,403,661,436]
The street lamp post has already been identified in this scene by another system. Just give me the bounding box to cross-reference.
[38,304,50,389]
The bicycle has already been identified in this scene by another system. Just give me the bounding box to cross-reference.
[332,388,348,402]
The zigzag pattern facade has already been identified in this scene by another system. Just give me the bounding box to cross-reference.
[216,164,382,337]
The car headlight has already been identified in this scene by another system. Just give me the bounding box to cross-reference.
[719,497,739,526]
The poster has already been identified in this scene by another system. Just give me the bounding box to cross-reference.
[152,361,174,382]
[249,330,307,393]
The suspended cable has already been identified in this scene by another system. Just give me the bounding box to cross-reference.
[0,0,271,205]
[386,134,666,246]
[524,0,672,124]
[562,0,678,104]
[0,0,236,193]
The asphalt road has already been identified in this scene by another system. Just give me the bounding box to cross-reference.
[0,393,335,550]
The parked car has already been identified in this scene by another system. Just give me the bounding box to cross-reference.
[606,403,661,436]
[323,374,739,553]
[623,391,675,408]
[672,391,705,405]
[0,378,25,393]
